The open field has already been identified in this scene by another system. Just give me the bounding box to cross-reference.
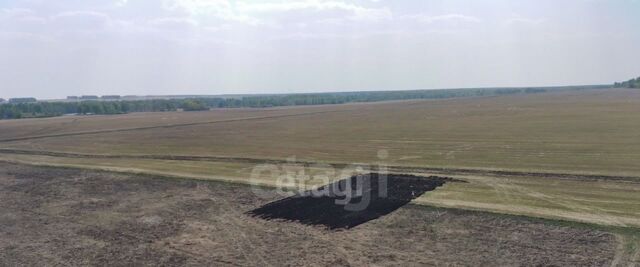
[0,89,639,230]
[2,89,640,176]
[1,152,639,229]
[1,89,640,265]
[1,163,634,266]
[0,105,353,142]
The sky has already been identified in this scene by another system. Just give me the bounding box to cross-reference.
[0,0,639,99]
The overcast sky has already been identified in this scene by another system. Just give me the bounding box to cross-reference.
[1,0,639,99]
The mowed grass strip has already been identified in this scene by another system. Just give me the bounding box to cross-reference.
[415,174,640,227]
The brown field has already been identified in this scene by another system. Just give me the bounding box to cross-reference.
[0,105,353,142]
[1,89,640,222]
[0,163,629,266]
[2,89,640,176]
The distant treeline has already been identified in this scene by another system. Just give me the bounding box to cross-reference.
[0,86,603,120]
[614,77,640,89]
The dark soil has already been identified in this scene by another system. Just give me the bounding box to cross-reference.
[249,174,451,229]
[0,162,618,266]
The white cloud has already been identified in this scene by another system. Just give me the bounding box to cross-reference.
[148,17,199,30]
[1,0,638,99]
[0,8,36,19]
[115,0,129,7]
[163,0,259,24]
[504,17,546,27]
[0,8,47,32]
[51,11,112,30]
[402,14,482,24]
[164,0,391,25]
[237,0,391,20]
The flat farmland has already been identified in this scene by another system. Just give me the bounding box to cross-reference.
[0,105,355,142]
[2,89,640,176]
[1,89,640,228]
[2,88,640,264]
[0,163,624,266]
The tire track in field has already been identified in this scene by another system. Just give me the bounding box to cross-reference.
[485,177,630,227]
[0,109,346,143]
[0,148,639,183]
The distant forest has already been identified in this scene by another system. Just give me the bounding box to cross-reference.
[0,85,603,120]
[614,77,640,89]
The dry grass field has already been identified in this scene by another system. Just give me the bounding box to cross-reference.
[2,89,639,176]
[0,163,628,266]
[1,88,639,263]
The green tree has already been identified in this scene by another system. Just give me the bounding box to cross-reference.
[180,99,208,111]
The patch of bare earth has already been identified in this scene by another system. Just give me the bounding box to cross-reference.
[0,163,617,266]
